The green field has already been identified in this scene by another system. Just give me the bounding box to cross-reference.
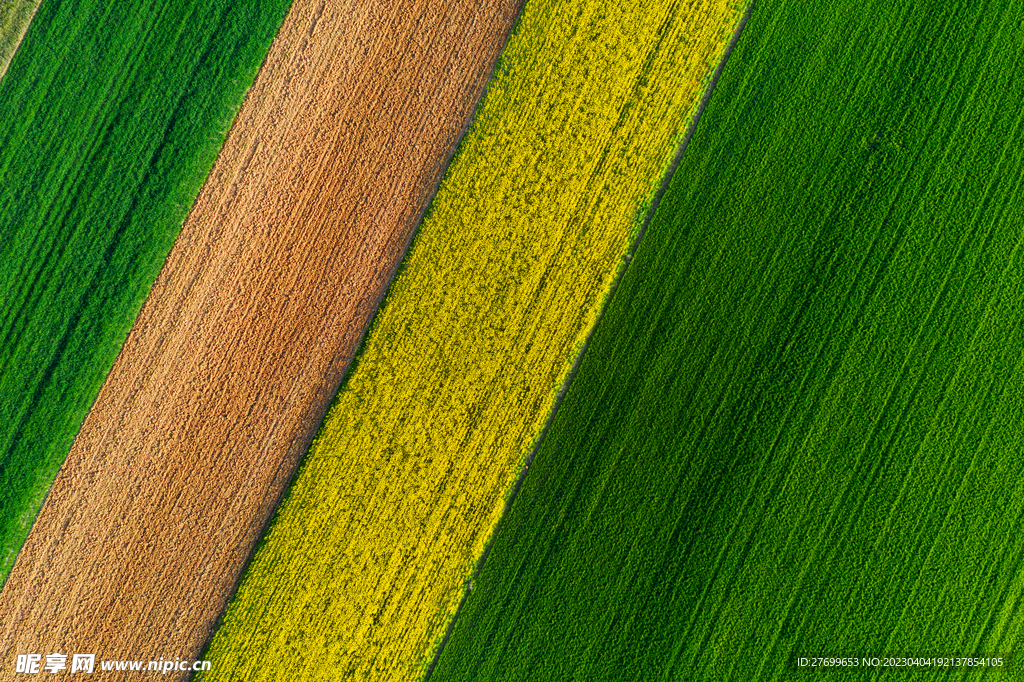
[0,0,290,580]
[429,0,1024,679]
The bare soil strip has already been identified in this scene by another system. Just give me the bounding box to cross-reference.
[0,0,39,79]
[0,0,519,678]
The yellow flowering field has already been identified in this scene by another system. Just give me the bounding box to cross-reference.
[200,0,744,679]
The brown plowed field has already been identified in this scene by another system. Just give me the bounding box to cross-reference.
[0,0,520,678]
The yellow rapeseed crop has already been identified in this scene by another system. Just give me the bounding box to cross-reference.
[200,0,744,679]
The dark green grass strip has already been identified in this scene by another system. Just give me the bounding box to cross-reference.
[0,0,291,581]
[429,0,1024,679]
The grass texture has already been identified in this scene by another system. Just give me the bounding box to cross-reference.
[0,0,291,580]
[197,0,744,679]
[428,0,1024,679]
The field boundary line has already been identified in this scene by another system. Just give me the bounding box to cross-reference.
[420,3,756,679]
[0,0,41,81]
[189,0,530,673]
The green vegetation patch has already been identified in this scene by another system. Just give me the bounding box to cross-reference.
[430,0,1024,679]
[0,0,292,580]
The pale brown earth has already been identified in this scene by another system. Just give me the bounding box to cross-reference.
[0,0,41,79]
[0,0,520,678]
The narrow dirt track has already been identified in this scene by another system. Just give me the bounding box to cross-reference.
[0,0,40,79]
[0,0,519,678]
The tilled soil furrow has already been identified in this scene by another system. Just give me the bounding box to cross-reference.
[0,0,520,679]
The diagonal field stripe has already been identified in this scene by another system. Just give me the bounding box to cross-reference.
[0,0,521,678]
[0,0,39,79]
[0,0,293,583]
[422,0,1024,679]
[199,0,746,680]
